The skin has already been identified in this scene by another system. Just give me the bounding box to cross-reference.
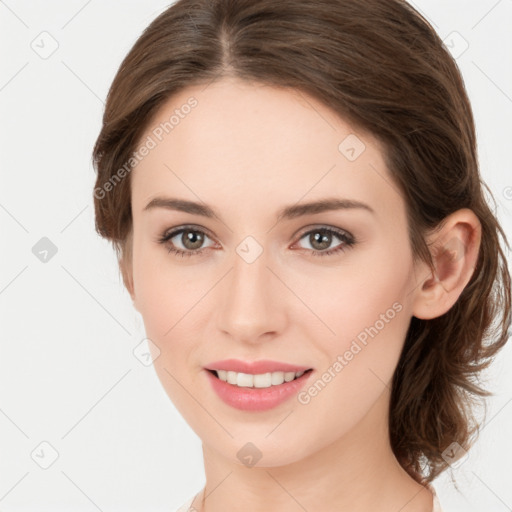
[122,76,481,512]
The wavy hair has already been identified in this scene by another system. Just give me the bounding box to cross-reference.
[92,0,511,484]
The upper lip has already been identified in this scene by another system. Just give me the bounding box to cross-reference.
[204,359,312,374]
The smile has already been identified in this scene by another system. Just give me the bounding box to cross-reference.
[209,369,311,388]
[204,367,314,411]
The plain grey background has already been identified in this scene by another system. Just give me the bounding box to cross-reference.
[1,1,511,510]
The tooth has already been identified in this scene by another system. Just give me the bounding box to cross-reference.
[271,371,285,385]
[236,372,254,387]
[284,372,296,382]
[215,369,309,387]
[253,372,272,388]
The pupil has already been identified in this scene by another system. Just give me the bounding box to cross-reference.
[312,230,331,250]
[184,230,204,249]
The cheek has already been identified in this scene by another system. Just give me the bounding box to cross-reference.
[132,235,204,327]
[289,244,413,344]
[294,246,414,408]
[290,263,413,440]
[132,250,205,406]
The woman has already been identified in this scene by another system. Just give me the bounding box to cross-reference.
[92,0,511,510]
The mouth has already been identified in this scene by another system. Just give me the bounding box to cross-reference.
[206,368,314,389]
[204,366,314,411]
[203,358,315,411]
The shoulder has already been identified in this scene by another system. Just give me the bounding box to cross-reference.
[432,494,444,512]
[174,494,196,512]
[426,483,444,512]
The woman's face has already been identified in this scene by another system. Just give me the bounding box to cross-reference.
[127,76,424,467]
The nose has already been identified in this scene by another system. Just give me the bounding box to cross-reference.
[215,244,287,345]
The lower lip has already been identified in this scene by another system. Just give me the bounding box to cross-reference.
[204,370,313,411]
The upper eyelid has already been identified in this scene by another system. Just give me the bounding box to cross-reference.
[294,224,352,238]
[162,224,215,239]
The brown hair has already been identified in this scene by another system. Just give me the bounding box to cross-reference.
[92,0,511,485]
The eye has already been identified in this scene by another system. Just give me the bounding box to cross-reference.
[156,226,216,257]
[157,225,356,259]
[293,226,356,257]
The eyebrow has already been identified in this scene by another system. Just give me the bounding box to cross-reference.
[143,196,375,221]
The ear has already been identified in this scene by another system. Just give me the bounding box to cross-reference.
[119,232,139,311]
[120,255,135,301]
[412,208,482,320]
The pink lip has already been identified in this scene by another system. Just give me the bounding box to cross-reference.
[204,358,311,373]
[204,370,313,411]
[203,359,314,411]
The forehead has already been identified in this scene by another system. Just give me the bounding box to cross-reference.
[130,77,403,223]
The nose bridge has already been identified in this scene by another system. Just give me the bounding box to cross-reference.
[216,238,285,342]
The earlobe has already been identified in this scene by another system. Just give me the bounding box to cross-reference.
[118,232,138,310]
[120,255,139,311]
[121,260,135,299]
[412,208,481,320]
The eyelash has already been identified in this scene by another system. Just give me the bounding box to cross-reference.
[156,224,356,259]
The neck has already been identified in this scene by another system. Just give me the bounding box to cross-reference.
[193,389,434,512]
